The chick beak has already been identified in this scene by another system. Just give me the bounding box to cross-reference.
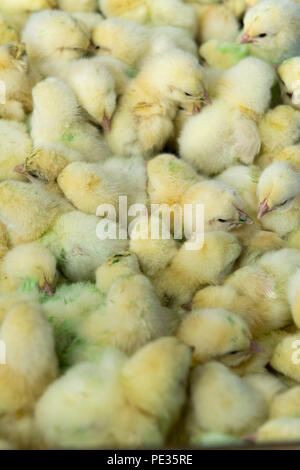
[43,279,54,296]
[258,199,269,219]
[238,209,253,224]
[14,164,26,175]
[101,115,111,132]
[239,32,253,44]
[192,102,201,114]
[202,89,211,105]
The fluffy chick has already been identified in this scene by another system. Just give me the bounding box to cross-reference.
[0,0,57,11]
[30,78,110,164]
[153,231,241,306]
[199,39,249,71]
[95,250,140,293]
[270,386,300,419]
[177,308,252,364]
[244,372,287,407]
[257,161,300,236]
[240,0,300,64]
[288,269,300,327]
[106,49,208,159]
[0,243,57,294]
[0,13,19,45]
[270,332,300,382]
[186,362,267,438]
[194,4,239,44]
[257,417,300,442]
[0,180,69,246]
[0,120,32,181]
[35,338,191,449]
[0,297,57,414]
[278,57,300,109]
[58,0,98,11]
[22,10,91,77]
[180,58,275,175]
[92,19,197,68]
[41,210,128,281]
[99,0,197,36]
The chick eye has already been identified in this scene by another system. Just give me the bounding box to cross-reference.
[258,33,267,38]
[279,199,290,207]
[218,219,227,223]
[184,92,192,97]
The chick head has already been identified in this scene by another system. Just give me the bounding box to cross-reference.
[0,42,26,69]
[22,10,90,63]
[1,243,57,294]
[217,57,275,117]
[181,180,252,233]
[92,18,148,66]
[278,57,300,109]
[140,49,210,111]
[257,161,300,219]
[240,0,300,64]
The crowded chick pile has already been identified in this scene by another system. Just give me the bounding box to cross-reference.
[2,0,300,450]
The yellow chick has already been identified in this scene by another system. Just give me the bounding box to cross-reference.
[177,307,252,364]
[41,210,128,282]
[80,273,175,354]
[153,231,242,306]
[57,157,147,216]
[187,362,268,438]
[237,229,286,267]
[106,49,208,159]
[224,0,246,18]
[0,180,69,247]
[99,0,197,36]
[243,372,287,407]
[95,250,140,293]
[0,297,57,414]
[0,42,33,122]
[256,105,300,169]
[278,57,300,109]
[0,120,32,181]
[22,9,91,77]
[35,338,192,449]
[0,13,19,45]
[270,386,300,419]
[257,162,300,236]
[194,4,239,44]
[240,0,300,64]
[180,58,275,175]
[181,180,252,234]
[270,332,300,382]
[147,153,200,206]
[257,417,300,443]
[92,19,197,68]
[0,0,57,12]
[30,78,110,164]
[288,269,300,327]
[216,165,261,217]
[58,0,98,11]
[0,243,57,294]
[71,12,104,35]
[199,39,249,71]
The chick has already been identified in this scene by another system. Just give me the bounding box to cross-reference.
[0,297,57,414]
[0,42,33,121]
[269,386,300,419]
[22,10,91,77]
[216,165,261,217]
[0,243,57,294]
[99,0,197,36]
[176,308,252,364]
[0,120,32,181]
[0,13,19,45]
[95,250,140,293]
[57,157,147,216]
[30,78,110,164]
[237,229,286,267]
[0,180,69,246]
[194,4,239,44]
[106,49,208,159]
[244,372,287,406]
[181,180,252,234]
[278,57,300,109]
[199,39,249,71]
[80,273,175,354]
[180,58,275,175]
[35,338,191,449]
[58,0,98,11]
[41,210,128,281]
[153,231,241,306]
[187,362,268,438]
[0,0,57,12]
[92,19,197,68]
[256,105,300,169]
[288,269,300,327]
[147,153,200,206]
[71,12,104,35]
[270,332,300,382]
[240,0,300,64]
[257,417,300,442]
[257,161,300,236]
